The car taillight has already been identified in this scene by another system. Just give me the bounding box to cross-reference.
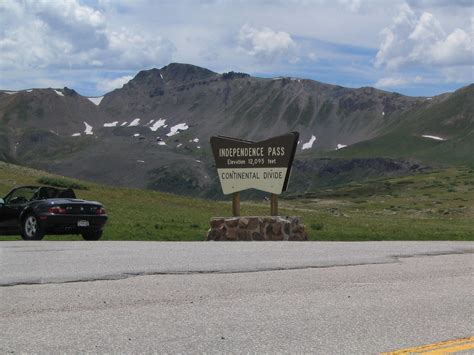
[96,207,106,215]
[48,206,66,214]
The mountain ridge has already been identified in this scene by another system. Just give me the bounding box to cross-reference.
[0,63,472,197]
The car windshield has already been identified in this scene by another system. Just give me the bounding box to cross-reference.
[4,187,39,205]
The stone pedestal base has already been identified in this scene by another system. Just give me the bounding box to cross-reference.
[207,216,308,241]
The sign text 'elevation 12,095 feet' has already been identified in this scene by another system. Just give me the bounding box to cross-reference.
[210,132,299,195]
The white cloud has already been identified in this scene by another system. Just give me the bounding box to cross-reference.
[430,28,473,66]
[375,75,423,88]
[441,65,474,83]
[307,52,318,61]
[0,0,174,71]
[408,0,473,9]
[337,0,363,12]
[375,4,473,69]
[0,0,471,96]
[107,30,175,69]
[28,0,108,50]
[97,75,133,93]
[237,25,296,62]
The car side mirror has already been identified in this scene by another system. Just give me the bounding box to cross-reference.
[0,198,4,206]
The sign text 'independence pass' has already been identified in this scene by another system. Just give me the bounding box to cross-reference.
[210,132,299,194]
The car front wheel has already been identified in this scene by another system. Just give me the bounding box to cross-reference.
[82,231,103,241]
[21,214,45,240]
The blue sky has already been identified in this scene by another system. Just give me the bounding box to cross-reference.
[0,0,472,97]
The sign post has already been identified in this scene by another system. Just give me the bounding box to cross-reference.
[210,132,299,202]
[208,132,308,241]
[270,193,278,216]
[232,192,240,217]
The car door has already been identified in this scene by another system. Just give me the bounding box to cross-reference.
[0,198,13,233]
[0,199,23,233]
[0,188,35,234]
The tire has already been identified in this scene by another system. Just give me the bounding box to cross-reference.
[21,213,45,240]
[82,230,103,241]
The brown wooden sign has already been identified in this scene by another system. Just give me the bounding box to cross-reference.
[210,132,299,195]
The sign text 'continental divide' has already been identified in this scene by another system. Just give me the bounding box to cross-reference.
[210,132,299,195]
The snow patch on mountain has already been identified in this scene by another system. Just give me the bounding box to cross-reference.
[84,122,93,135]
[422,135,445,141]
[158,141,166,146]
[150,118,166,132]
[336,144,347,150]
[71,133,81,137]
[129,118,140,127]
[54,90,64,97]
[104,121,118,127]
[166,123,189,137]
[302,135,316,150]
[88,96,104,105]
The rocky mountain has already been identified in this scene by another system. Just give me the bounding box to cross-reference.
[98,63,425,150]
[0,63,472,197]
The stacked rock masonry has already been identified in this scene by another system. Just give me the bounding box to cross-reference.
[207,216,308,241]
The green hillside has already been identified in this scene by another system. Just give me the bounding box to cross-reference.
[325,131,474,166]
[1,161,473,241]
[326,84,474,166]
[404,84,473,136]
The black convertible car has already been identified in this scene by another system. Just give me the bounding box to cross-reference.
[0,186,108,240]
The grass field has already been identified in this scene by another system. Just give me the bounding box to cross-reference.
[0,161,473,241]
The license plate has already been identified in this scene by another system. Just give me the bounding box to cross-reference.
[78,220,89,227]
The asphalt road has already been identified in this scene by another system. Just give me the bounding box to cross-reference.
[1,241,473,354]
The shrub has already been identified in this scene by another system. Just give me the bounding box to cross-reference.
[310,223,324,231]
[222,71,250,80]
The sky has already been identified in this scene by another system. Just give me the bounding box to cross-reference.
[0,0,472,97]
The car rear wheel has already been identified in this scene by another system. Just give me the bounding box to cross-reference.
[21,214,45,240]
[82,231,103,240]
